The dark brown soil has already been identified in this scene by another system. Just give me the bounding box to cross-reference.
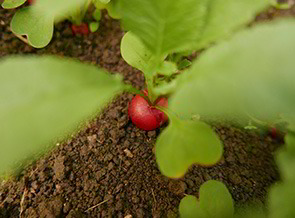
[0,4,295,218]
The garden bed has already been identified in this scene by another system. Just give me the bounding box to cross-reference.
[0,5,294,218]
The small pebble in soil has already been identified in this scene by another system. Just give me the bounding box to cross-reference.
[124,148,134,158]
[168,180,187,195]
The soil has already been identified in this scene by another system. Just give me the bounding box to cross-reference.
[0,3,295,218]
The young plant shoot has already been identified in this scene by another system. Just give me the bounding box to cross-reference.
[179,180,234,218]
[0,0,115,47]
[67,0,91,35]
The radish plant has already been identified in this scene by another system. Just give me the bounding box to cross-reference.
[1,0,295,217]
[1,0,120,48]
[119,0,269,178]
[179,180,234,218]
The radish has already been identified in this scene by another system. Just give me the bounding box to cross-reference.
[71,23,89,35]
[128,90,168,131]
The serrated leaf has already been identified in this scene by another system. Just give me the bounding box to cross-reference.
[33,0,88,21]
[120,31,157,73]
[11,7,54,48]
[179,180,234,218]
[0,56,124,175]
[170,20,295,127]
[155,118,222,178]
[120,0,268,58]
[1,0,26,9]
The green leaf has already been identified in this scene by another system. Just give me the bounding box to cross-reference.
[268,133,295,218]
[33,0,88,21]
[120,31,158,73]
[11,7,54,48]
[89,22,99,32]
[0,56,124,176]
[155,117,223,178]
[106,0,121,19]
[170,19,295,127]
[179,195,202,218]
[98,0,110,3]
[194,0,268,50]
[1,0,26,9]
[66,0,91,25]
[119,0,268,58]
[92,8,101,21]
[157,61,178,76]
[178,59,192,70]
[120,0,207,57]
[92,0,107,9]
[285,133,295,150]
[270,0,292,9]
[275,133,295,181]
[269,181,295,218]
[179,180,234,218]
[154,80,177,96]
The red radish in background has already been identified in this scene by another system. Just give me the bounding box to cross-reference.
[27,0,35,4]
[268,126,285,142]
[71,23,89,35]
[270,127,277,139]
[128,90,168,131]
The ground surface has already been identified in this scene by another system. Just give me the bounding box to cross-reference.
[0,3,295,218]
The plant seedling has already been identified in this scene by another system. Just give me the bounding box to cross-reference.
[1,0,110,47]
[120,31,176,130]
[88,9,101,33]
[89,22,99,33]
[179,180,234,218]
[128,90,168,131]
[93,0,121,19]
[67,0,92,35]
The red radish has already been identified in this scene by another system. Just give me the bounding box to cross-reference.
[71,23,89,35]
[270,127,277,139]
[128,90,168,131]
[27,0,35,4]
[268,127,285,142]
